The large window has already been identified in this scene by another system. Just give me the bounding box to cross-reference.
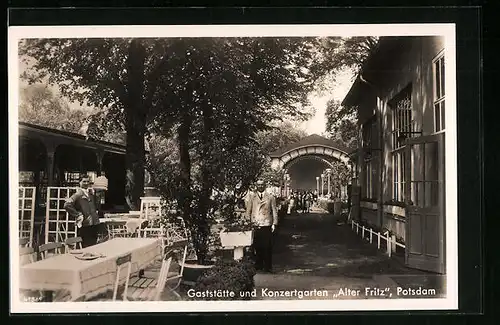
[390,85,413,202]
[433,52,445,132]
[390,85,413,149]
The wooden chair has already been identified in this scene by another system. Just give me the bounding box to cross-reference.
[19,237,30,247]
[112,253,133,301]
[127,249,174,301]
[163,239,189,298]
[64,237,83,252]
[38,242,64,260]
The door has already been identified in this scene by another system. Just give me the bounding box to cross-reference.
[404,133,445,274]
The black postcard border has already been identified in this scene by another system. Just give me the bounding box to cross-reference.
[5,6,484,319]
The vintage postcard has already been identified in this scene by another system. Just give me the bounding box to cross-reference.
[9,22,458,313]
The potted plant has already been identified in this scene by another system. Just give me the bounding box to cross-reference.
[174,190,219,286]
[220,216,256,248]
[174,245,218,287]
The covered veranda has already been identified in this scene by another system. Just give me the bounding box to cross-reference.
[18,122,128,246]
[19,122,127,212]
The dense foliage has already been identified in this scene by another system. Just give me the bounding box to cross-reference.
[323,37,378,149]
[20,39,171,210]
[329,160,352,199]
[19,84,91,134]
[193,257,256,300]
[325,99,359,149]
[256,121,308,155]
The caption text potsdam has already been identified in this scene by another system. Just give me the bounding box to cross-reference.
[186,287,437,299]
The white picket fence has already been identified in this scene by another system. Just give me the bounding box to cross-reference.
[350,219,405,257]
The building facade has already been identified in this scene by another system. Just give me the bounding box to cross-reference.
[343,36,447,274]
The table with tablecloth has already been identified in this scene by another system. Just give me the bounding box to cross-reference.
[19,238,161,301]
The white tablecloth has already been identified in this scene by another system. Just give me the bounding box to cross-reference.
[19,238,161,301]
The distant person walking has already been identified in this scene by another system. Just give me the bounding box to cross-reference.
[287,193,296,215]
[246,179,278,273]
[305,191,313,213]
[298,192,305,213]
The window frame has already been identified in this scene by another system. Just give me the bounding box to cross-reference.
[391,147,406,203]
[389,85,414,151]
[362,158,377,200]
[432,50,446,133]
[389,84,413,203]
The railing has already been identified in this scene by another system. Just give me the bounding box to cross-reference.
[350,219,405,257]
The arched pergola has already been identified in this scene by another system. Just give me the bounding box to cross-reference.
[269,134,352,170]
[268,134,354,194]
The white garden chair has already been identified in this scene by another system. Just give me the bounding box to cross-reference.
[112,253,133,301]
[164,217,189,244]
[92,253,133,301]
[140,197,162,221]
[163,239,189,299]
[126,249,175,301]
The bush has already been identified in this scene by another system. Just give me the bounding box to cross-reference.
[193,257,257,300]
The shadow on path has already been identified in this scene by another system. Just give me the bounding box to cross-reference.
[271,210,427,278]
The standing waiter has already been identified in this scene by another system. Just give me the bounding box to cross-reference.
[64,175,102,248]
[246,179,278,273]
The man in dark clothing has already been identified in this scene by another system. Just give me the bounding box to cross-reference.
[64,175,103,248]
[246,180,278,273]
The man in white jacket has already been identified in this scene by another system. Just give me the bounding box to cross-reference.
[246,179,278,273]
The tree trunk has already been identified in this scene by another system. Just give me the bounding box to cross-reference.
[195,102,214,264]
[125,117,145,211]
[124,39,146,211]
[177,108,196,258]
